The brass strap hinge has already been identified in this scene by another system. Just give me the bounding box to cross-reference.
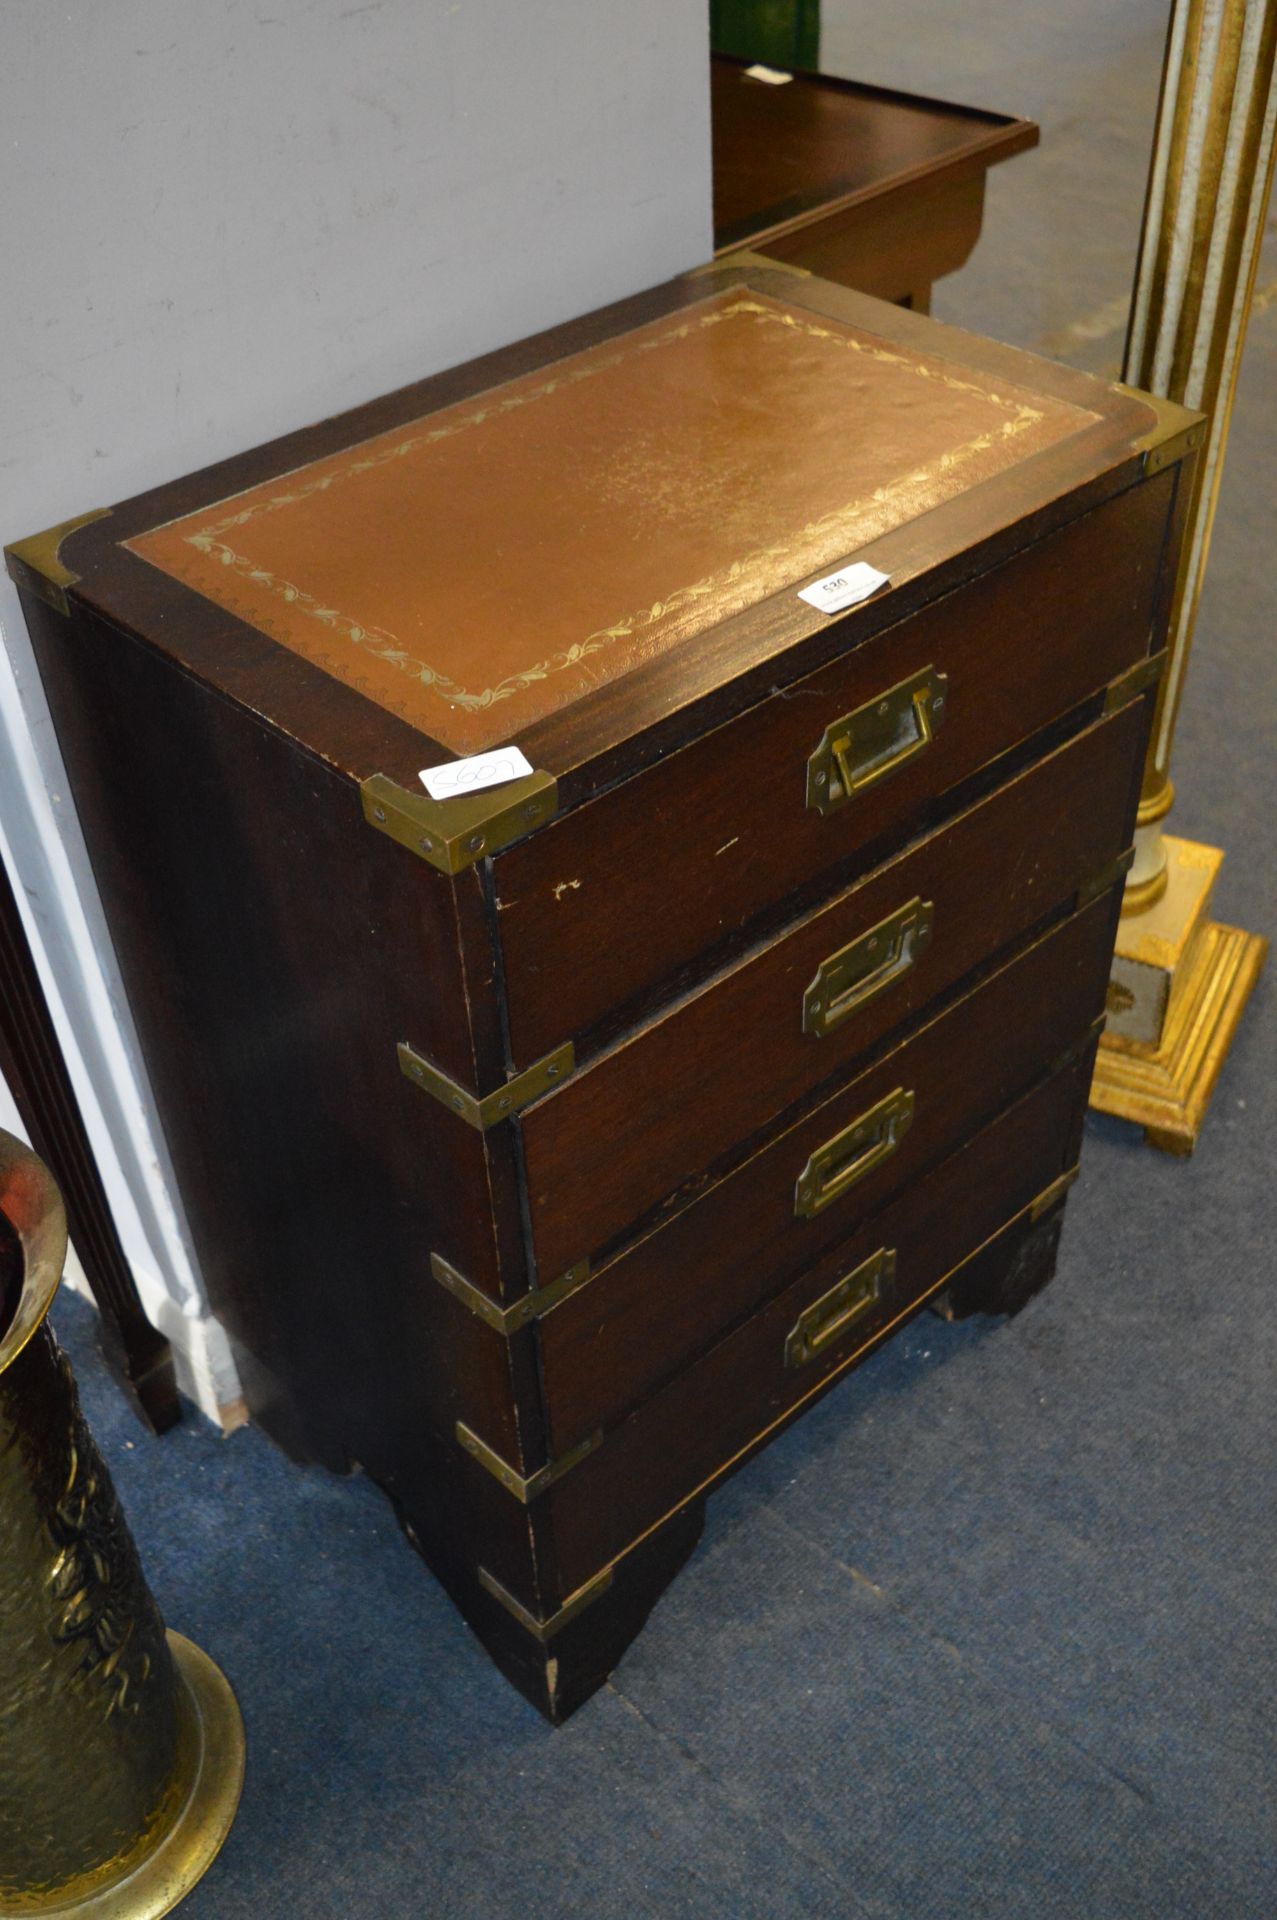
[1076,845,1135,910]
[477,1564,614,1642]
[1103,648,1166,715]
[431,1252,591,1334]
[361,770,557,875]
[1029,1165,1080,1222]
[455,1422,601,1503]
[399,1039,573,1129]
[5,508,111,617]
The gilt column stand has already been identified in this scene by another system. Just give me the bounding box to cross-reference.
[1091,0,1274,1152]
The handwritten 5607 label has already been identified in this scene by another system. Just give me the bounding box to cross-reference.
[419,746,535,802]
[797,563,890,616]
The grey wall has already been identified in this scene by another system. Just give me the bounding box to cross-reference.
[0,0,712,1409]
[2,0,711,515]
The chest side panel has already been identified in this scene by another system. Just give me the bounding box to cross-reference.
[18,589,533,1477]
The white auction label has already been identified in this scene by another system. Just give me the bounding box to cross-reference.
[419,746,534,802]
[797,563,890,616]
[744,63,793,84]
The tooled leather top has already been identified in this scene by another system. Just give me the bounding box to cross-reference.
[127,291,1094,754]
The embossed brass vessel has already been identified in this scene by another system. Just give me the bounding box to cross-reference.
[0,1129,244,1917]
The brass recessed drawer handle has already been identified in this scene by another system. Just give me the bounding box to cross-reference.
[794,1087,915,1220]
[785,1248,896,1368]
[806,665,948,814]
[803,898,933,1038]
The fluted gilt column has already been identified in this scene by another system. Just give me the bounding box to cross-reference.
[1090,0,1273,1152]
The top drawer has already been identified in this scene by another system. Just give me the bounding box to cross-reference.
[492,470,1174,1067]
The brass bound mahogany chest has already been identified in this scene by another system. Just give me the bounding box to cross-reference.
[9,260,1199,1719]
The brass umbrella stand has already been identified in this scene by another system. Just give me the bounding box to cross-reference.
[0,1128,244,1917]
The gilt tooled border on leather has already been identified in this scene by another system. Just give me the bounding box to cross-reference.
[123,296,1054,722]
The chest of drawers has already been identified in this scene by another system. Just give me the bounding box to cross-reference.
[8,260,1199,1720]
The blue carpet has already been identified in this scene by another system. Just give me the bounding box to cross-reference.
[44,0,1277,1910]
[53,1051,1276,1920]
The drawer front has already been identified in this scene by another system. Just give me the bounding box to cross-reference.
[494,469,1173,1065]
[545,1043,1094,1594]
[538,891,1119,1453]
[519,694,1146,1282]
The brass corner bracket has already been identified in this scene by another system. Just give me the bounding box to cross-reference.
[1114,382,1205,475]
[4,507,111,616]
[1028,1166,1080,1222]
[477,1564,614,1643]
[399,1039,573,1129]
[360,769,557,875]
[456,1421,601,1504]
[1076,846,1136,910]
[1103,648,1166,715]
[431,1251,591,1334]
[694,247,813,279]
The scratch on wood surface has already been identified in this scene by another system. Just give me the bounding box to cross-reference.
[552,879,582,901]
[714,837,739,856]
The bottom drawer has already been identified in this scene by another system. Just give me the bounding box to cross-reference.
[542,1034,1097,1594]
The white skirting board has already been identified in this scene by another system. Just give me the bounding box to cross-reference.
[0,1068,243,1429]
[59,1244,245,1431]
[0,694,245,1432]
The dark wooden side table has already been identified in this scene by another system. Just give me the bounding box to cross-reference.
[712,53,1039,310]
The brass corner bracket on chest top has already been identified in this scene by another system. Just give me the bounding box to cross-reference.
[1114,383,1205,476]
[4,508,111,617]
[361,769,557,875]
